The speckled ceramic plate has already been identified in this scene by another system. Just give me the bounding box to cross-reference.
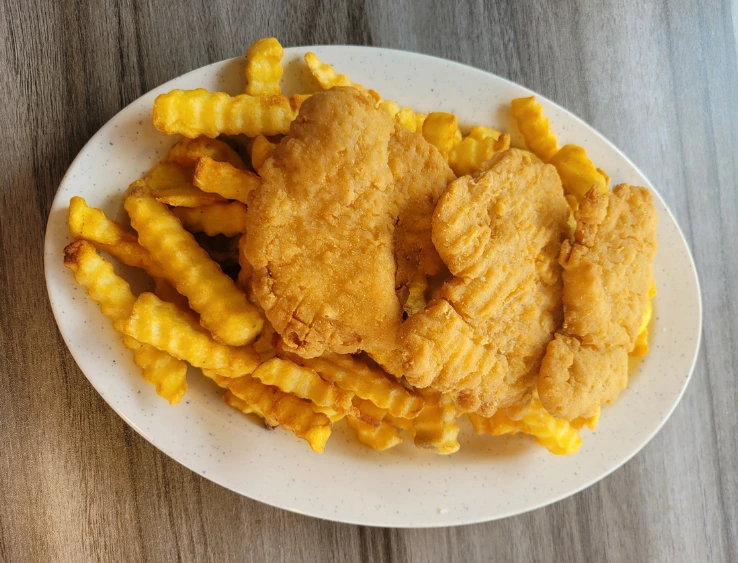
[44,46,702,527]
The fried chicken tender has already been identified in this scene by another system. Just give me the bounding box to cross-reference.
[400,149,570,416]
[244,88,453,359]
[538,184,657,419]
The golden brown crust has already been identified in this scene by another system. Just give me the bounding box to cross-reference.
[244,88,454,359]
[401,149,570,416]
[538,184,658,419]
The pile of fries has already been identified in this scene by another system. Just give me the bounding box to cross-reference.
[63,38,652,456]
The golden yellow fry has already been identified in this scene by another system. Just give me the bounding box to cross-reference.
[510,96,559,161]
[414,113,427,132]
[386,413,416,435]
[394,107,420,132]
[249,135,276,172]
[422,112,459,160]
[299,354,424,419]
[153,277,191,312]
[167,137,245,169]
[311,404,346,423]
[630,281,656,357]
[347,398,402,451]
[549,144,609,199]
[124,292,260,377]
[448,132,511,177]
[251,318,277,362]
[143,163,226,208]
[171,202,248,237]
[571,407,601,431]
[125,187,263,346]
[468,393,584,455]
[224,375,332,453]
[245,37,284,96]
[412,391,460,454]
[251,358,355,415]
[379,99,401,118]
[193,156,261,204]
[68,197,169,279]
[152,88,298,138]
[469,126,502,140]
[304,52,358,89]
[63,241,187,404]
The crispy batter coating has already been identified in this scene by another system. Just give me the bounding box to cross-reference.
[244,88,453,359]
[400,149,570,416]
[538,184,657,419]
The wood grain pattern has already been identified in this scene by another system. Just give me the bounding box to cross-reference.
[1,0,736,561]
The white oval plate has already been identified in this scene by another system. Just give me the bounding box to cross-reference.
[44,46,702,527]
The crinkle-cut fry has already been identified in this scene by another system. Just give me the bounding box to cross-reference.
[245,37,284,96]
[224,377,332,453]
[68,196,126,245]
[171,202,248,237]
[422,112,459,160]
[304,52,360,89]
[167,137,245,169]
[395,107,421,133]
[152,88,298,138]
[249,135,276,172]
[412,391,460,454]
[347,398,403,451]
[144,163,226,208]
[299,354,424,419]
[153,277,191,312]
[63,241,187,404]
[510,96,559,162]
[125,186,263,346]
[311,404,346,423]
[630,280,656,357]
[468,393,584,455]
[193,156,261,205]
[469,126,502,141]
[124,292,260,377]
[549,144,609,200]
[448,132,511,177]
[385,413,416,435]
[251,357,355,416]
[68,196,168,279]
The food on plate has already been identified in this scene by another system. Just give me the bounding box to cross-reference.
[248,135,276,171]
[245,87,453,359]
[125,292,260,377]
[448,126,510,177]
[167,136,245,169]
[143,162,226,207]
[63,240,188,404]
[510,96,560,161]
[401,149,570,416]
[412,391,460,455]
[250,357,357,418]
[511,96,609,200]
[171,202,248,236]
[549,145,609,200]
[62,38,659,456]
[125,185,263,346]
[245,37,284,96]
[153,88,300,138]
[223,378,332,453]
[538,185,658,419]
[469,392,598,455]
[347,398,403,451]
[297,353,424,418]
[193,157,261,204]
[68,196,168,278]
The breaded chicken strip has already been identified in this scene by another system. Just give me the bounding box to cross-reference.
[245,88,453,360]
[400,149,570,415]
[538,184,657,419]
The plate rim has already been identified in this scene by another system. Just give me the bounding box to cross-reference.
[44,45,703,527]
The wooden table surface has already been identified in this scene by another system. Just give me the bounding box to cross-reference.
[2,1,737,561]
